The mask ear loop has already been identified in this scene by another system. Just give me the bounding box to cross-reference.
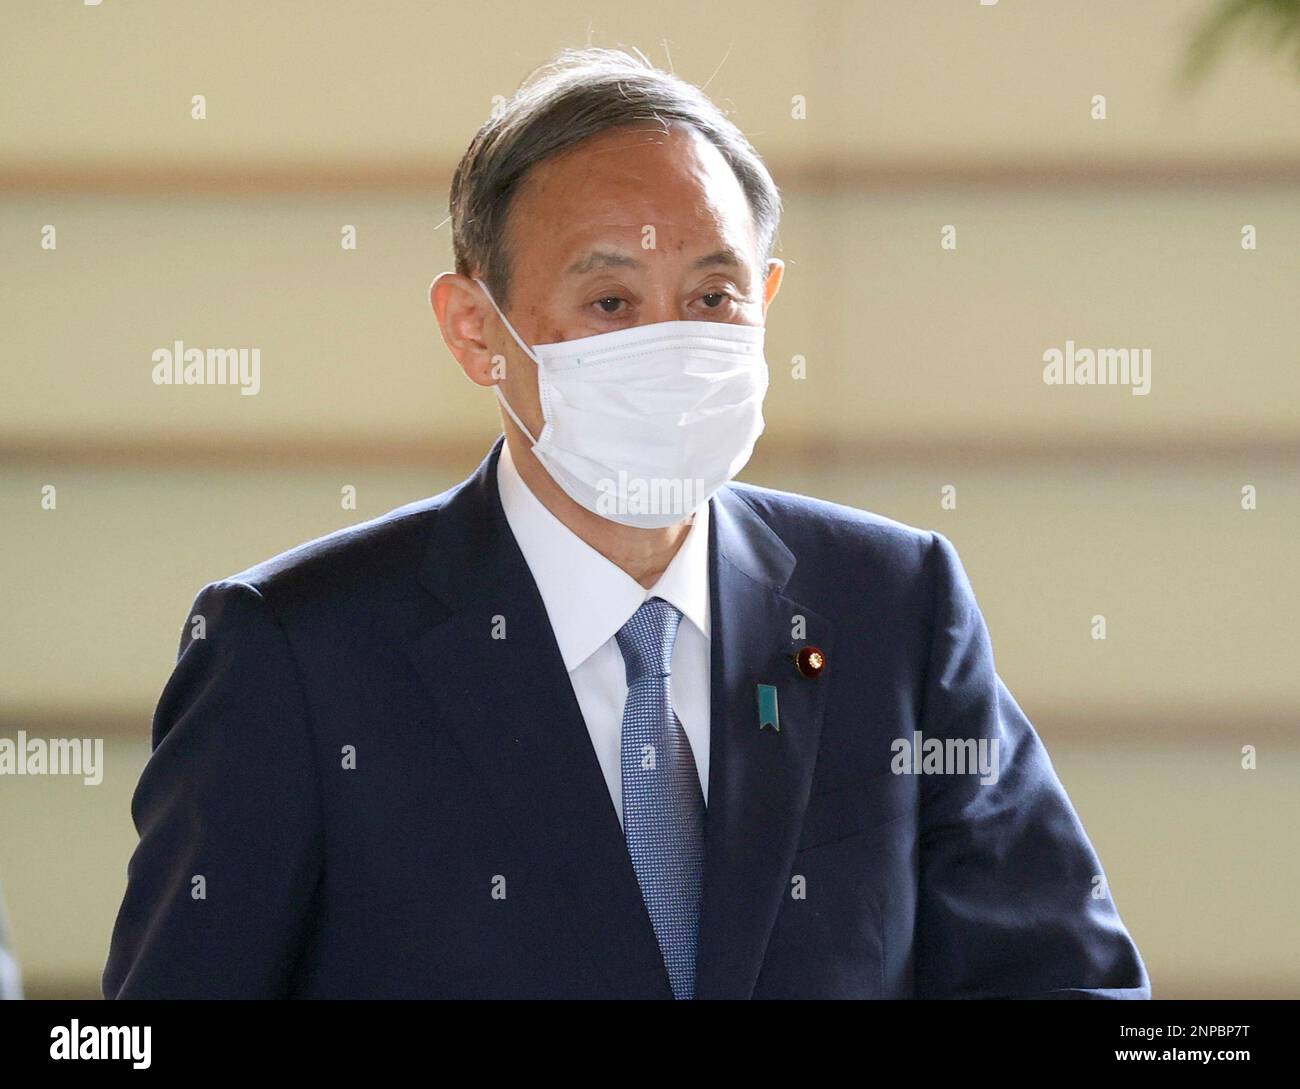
[493,384,539,447]
[475,277,541,447]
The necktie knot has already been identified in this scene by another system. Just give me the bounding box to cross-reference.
[615,597,683,686]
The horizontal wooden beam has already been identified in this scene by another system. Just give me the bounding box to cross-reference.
[1,431,1296,472]
[4,155,1300,196]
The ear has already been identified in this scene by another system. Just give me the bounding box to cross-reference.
[430,272,498,387]
[761,258,785,312]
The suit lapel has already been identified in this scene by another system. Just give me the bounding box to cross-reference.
[403,437,672,998]
[694,486,835,999]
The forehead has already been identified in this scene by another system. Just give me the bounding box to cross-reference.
[507,124,757,269]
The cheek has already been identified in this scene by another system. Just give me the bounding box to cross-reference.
[503,355,543,414]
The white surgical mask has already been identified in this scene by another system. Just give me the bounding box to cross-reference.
[475,277,769,529]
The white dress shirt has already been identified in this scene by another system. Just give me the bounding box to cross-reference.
[496,439,711,825]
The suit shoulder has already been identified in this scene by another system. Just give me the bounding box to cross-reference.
[725,479,939,571]
[212,484,461,608]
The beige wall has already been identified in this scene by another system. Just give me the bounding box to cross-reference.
[1,0,1297,997]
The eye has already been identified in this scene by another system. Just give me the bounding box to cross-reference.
[700,292,730,308]
[595,296,626,315]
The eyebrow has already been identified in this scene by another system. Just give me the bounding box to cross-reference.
[564,246,749,276]
[565,250,643,275]
[693,247,746,272]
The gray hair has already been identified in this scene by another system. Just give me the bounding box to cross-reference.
[449,47,782,311]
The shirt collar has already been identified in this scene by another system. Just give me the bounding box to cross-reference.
[496,439,711,672]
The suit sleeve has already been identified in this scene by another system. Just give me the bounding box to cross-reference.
[0,881,22,999]
[912,532,1150,999]
[103,579,325,998]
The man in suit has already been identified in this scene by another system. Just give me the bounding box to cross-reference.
[103,47,1149,999]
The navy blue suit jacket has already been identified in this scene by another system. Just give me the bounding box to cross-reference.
[104,436,1150,999]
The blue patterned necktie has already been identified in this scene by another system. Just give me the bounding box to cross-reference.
[615,597,706,1000]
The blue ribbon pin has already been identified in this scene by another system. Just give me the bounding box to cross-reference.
[756,684,780,732]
